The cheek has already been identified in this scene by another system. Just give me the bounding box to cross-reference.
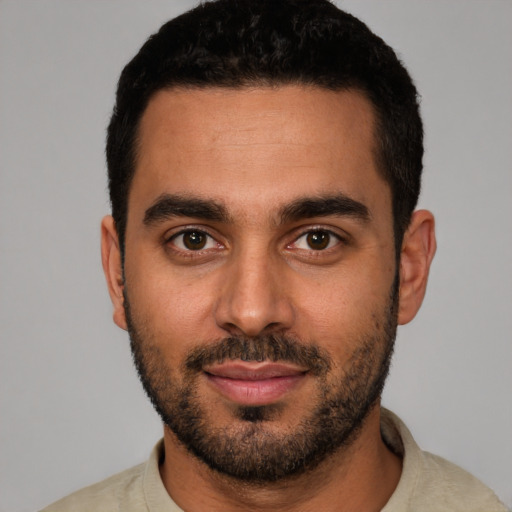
[290,262,393,352]
[125,260,220,355]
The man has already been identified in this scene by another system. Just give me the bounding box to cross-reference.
[42,0,507,510]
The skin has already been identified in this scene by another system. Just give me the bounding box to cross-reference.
[102,86,436,511]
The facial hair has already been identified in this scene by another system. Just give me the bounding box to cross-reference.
[124,283,398,483]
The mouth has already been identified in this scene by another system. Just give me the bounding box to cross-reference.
[204,361,308,406]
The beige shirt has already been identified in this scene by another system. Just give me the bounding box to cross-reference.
[41,410,507,511]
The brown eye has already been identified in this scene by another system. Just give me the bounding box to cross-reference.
[182,231,207,250]
[306,230,331,250]
[171,230,217,251]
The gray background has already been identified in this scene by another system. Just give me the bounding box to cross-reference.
[0,1,511,510]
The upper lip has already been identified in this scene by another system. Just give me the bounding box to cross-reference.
[204,361,308,381]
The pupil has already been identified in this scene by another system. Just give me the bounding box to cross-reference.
[307,231,329,250]
[184,231,206,250]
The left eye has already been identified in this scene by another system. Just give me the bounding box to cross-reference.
[293,230,341,251]
[170,230,218,251]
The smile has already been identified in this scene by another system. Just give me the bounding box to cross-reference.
[204,361,308,406]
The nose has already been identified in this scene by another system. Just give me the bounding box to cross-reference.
[213,248,295,337]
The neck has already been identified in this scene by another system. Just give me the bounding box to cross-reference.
[159,405,402,512]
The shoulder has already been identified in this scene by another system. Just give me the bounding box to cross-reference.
[40,462,147,512]
[381,409,507,512]
[40,439,182,512]
[413,451,508,512]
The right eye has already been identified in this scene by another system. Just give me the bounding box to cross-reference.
[169,230,218,251]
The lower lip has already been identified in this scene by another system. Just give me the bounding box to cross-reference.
[205,373,305,406]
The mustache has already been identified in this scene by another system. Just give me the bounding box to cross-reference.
[184,333,332,376]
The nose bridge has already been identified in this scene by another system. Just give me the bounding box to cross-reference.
[214,241,293,336]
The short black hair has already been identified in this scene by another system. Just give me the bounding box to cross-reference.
[106,0,423,255]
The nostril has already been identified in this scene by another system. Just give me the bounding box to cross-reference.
[221,322,245,336]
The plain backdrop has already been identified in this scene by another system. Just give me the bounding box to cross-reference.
[1,1,511,510]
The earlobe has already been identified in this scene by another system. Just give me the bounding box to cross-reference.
[101,215,127,331]
[398,210,437,325]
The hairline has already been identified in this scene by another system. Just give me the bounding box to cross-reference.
[121,82,400,254]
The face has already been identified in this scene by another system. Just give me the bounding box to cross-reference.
[115,86,401,481]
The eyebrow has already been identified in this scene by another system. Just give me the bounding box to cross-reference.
[143,192,370,227]
[279,194,370,224]
[143,194,230,226]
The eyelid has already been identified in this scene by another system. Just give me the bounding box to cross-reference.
[287,225,349,249]
[165,225,224,252]
[292,232,340,252]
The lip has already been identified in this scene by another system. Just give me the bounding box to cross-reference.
[204,361,308,406]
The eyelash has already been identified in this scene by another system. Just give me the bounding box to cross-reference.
[164,226,348,259]
[288,228,345,252]
[167,228,222,254]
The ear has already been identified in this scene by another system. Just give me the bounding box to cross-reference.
[101,215,127,330]
[398,210,436,325]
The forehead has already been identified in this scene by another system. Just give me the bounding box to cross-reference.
[131,86,389,220]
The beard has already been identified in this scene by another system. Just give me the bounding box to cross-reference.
[124,282,398,483]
